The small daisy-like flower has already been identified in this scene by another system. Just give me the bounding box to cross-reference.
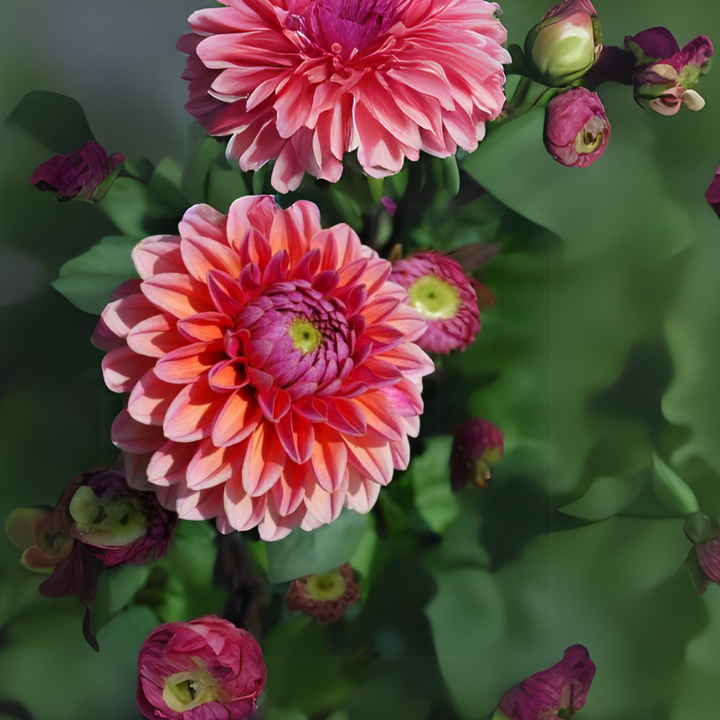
[286,563,360,623]
[178,0,510,192]
[390,251,484,354]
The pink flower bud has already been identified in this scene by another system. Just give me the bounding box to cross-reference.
[498,645,596,720]
[391,251,485,355]
[137,616,266,720]
[544,87,611,168]
[526,0,601,86]
[449,419,504,492]
[286,563,360,623]
[625,28,713,115]
[706,165,720,220]
[30,140,124,202]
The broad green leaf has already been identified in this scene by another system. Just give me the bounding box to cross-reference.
[0,565,42,628]
[652,454,699,516]
[90,564,151,638]
[266,510,368,583]
[560,473,647,521]
[4,91,95,153]
[52,235,138,314]
[206,164,249,213]
[100,176,153,237]
[182,136,225,204]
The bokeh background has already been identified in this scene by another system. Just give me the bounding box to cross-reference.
[2,1,720,719]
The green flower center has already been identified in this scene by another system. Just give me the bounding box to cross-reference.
[306,570,347,601]
[163,668,218,713]
[289,318,322,354]
[69,486,146,547]
[408,274,460,320]
[575,127,603,154]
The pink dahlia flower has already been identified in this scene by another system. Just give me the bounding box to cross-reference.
[390,250,482,354]
[96,196,433,541]
[179,0,510,192]
[137,615,266,720]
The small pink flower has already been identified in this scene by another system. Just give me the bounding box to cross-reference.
[30,140,124,202]
[626,28,713,115]
[96,196,434,541]
[544,87,610,168]
[449,418,503,491]
[390,251,482,354]
[178,0,510,192]
[286,563,360,623]
[137,615,266,720]
[498,645,596,720]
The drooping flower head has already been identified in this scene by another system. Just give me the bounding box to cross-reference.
[544,87,610,168]
[498,645,596,720]
[286,563,360,622]
[625,28,713,115]
[179,0,510,192]
[137,615,266,720]
[449,418,503,491]
[96,196,434,541]
[39,468,177,603]
[30,140,124,202]
[390,251,483,354]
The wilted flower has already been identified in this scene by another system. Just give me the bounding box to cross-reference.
[286,563,360,623]
[449,418,503,491]
[96,196,434,541]
[544,87,610,168]
[626,28,713,115]
[705,165,720,220]
[390,251,483,354]
[179,0,510,193]
[137,615,266,720]
[39,468,177,602]
[5,506,72,572]
[526,0,601,86]
[30,140,124,202]
[498,645,596,720]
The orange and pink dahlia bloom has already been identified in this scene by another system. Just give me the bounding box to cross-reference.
[95,196,434,540]
[179,0,510,192]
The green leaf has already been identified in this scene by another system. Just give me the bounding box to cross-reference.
[206,164,249,213]
[52,235,139,314]
[652,454,699,516]
[4,91,95,153]
[409,436,460,533]
[182,136,225,204]
[560,473,647,522]
[149,157,186,209]
[0,565,42,628]
[100,177,153,237]
[89,564,151,640]
[266,511,368,583]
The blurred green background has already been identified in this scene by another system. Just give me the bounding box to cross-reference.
[2,1,720,719]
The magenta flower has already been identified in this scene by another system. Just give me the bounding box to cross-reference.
[286,563,360,623]
[544,87,610,168]
[96,196,434,541]
[30,140,124,202]
[706,165,720,220]
[137,615,266,720]
[625,28,713,115]
[178,0,510,192]
[498,645,596,720]
[39,468,177,603]
[525,0,601,86]
[390,251,483,354]
[449,418,503,491]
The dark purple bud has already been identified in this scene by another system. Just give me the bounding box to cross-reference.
[705,165,720,220]
[381,196,397,216]
[30,140,124,202]
[498,645,596,720]
[685,512,720,591]
[286,564,360,623]
[449,418,504,492]
[544,87,610,168]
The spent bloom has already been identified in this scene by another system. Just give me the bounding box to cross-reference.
[526,0,601,86]
[449,418,503,491]
[286,563,360,623]
[544,87,610,168]
[625,28,713,115]
[5,506,72,573]
[498,645,596,720]
[137,615,266,720]
[30,140,124,202]
[179,0,510,192]
[39,468,177,603]
[390,251,483,354]
[96,196,434,541]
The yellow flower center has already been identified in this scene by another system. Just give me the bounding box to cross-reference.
[305,569,347,601]
[289,318,322,354]
[408,274,460,320]
[163,667,218,713]
[574,127,603,154]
